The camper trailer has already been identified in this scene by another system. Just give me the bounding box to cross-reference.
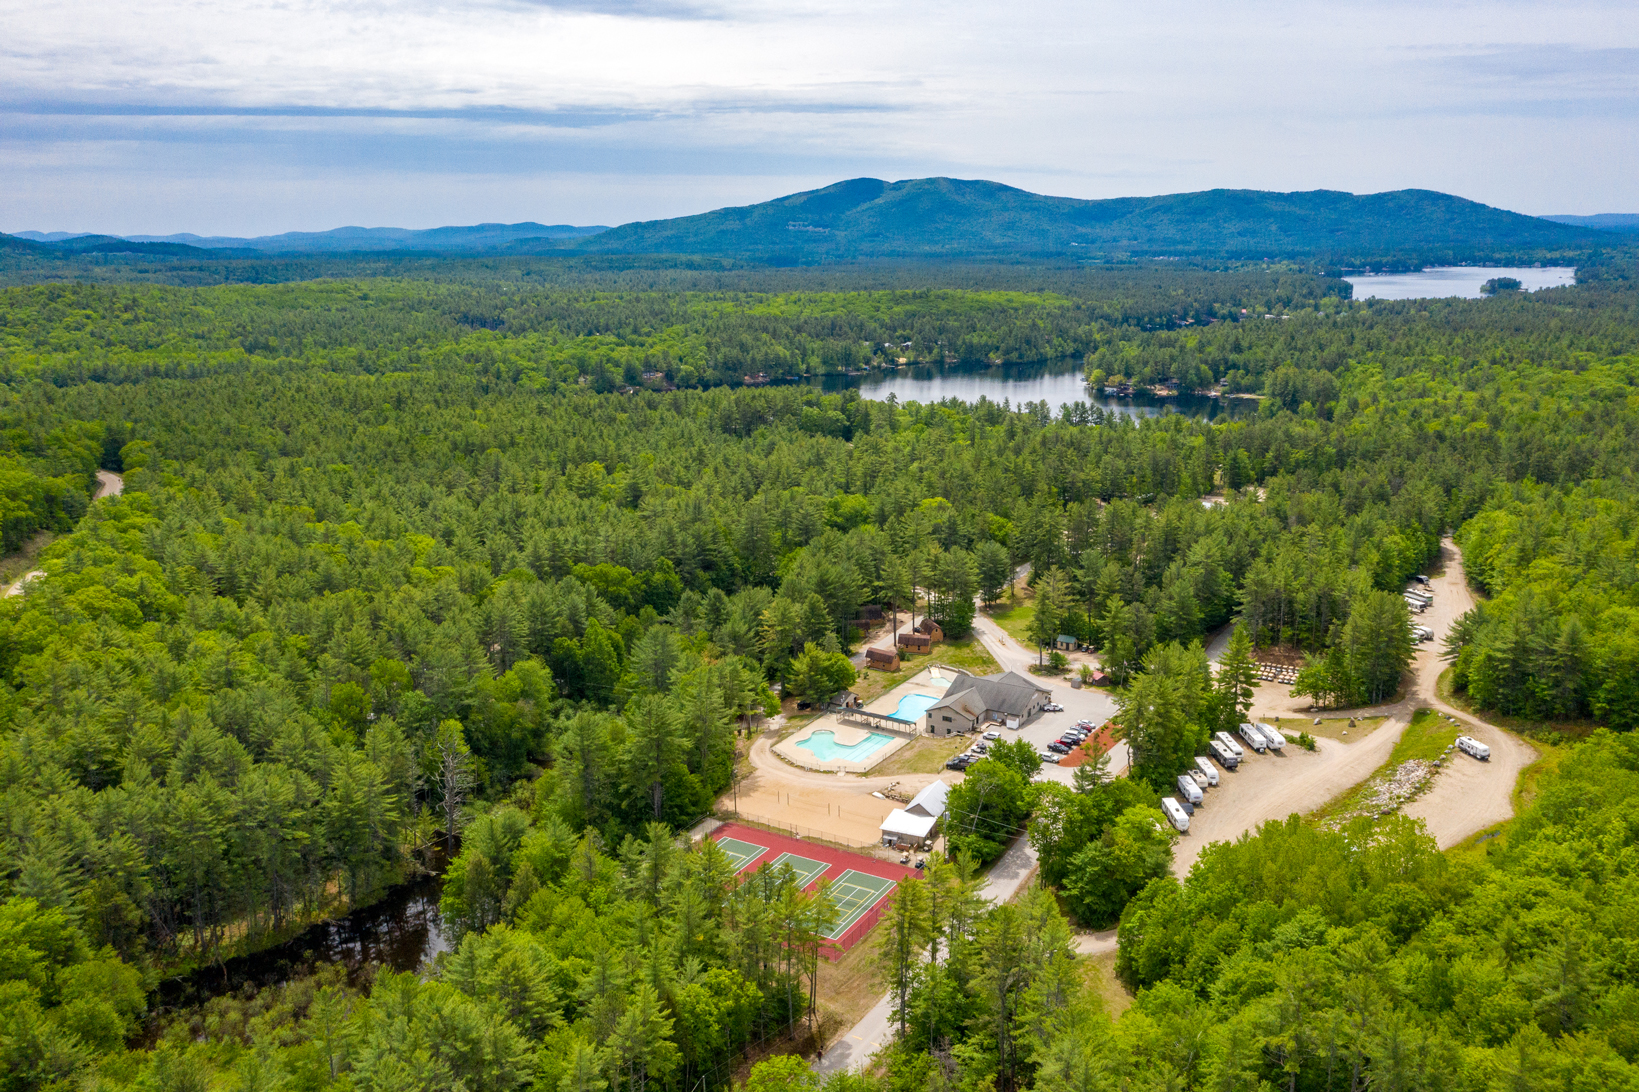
[1404,595,1428,612]
[1256,723,1286,752]
[1176,773,1204,805]
[1161,797,1191,833]
[1194,756,1220,786]
[1215,731,1245,759]
[1237,722,1268,754]
[1209,739,1240,769]
[1413,625,1435,642]
[1456,735,1491,761]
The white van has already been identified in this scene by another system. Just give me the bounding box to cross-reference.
[1176,773,1204,805]
[1209,740,1239,769]
[1161,797,1190,833]
[1194,756,1220,786]
[1238,722,1268,754]
[1215,731,1245,759]
[1456,735,1491,761]
[1256,723,1286,752]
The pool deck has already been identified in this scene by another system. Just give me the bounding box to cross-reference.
[774,666,958,773]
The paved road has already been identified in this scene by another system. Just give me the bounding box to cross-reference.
[815,831,1040,1074]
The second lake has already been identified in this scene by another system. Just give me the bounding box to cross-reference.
[809,358,1252,419]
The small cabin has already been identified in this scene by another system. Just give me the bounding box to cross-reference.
[865,647,901,671]
[915,618,944,643]
[897,632,932,653]
[1054,634,1077,651]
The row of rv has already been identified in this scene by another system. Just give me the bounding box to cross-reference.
[1159,722,1290,833]
[1404,579,1436,642]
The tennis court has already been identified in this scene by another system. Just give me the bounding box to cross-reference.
[822,870,897,940]
[716,836,770,874]
[767,851,831,889]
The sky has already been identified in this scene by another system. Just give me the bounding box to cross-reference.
[3,0,1637,236]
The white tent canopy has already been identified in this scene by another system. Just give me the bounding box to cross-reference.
[880,809,937,843]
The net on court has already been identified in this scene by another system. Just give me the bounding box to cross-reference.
[715,836,770,874]
[766,851,830,889]
[822,870,897,940]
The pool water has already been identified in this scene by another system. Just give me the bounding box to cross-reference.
[888,693,940,722]
[797,730,896,762]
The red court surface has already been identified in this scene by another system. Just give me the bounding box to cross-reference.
[711,822,920,956]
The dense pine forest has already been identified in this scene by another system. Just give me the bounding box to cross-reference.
[3,258,1639,1089]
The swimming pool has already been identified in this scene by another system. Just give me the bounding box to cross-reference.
[888,692,940,723]
[796,730,896,762]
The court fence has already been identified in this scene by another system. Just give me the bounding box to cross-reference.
[716,809,883,852]
[826,886,896,958]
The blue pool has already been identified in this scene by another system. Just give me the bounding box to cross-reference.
[888,692,940,723]
[796,730,896,762]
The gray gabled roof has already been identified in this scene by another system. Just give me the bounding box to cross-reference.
[928,670,1048,720]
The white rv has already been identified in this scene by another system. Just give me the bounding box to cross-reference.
[1176,773,1204,805]
[1456,735,1491,761]
[1215,731,1245,759]
[1194,756,1220,786]
[1256,723,1286,751]
[1209,739,1239,769]
[1161,797,1191,833]
[1403,595,1428,612]
[1237,722,1268,754]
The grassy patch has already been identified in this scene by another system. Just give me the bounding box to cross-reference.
[814,921,888,1054]
[986,594,1037,644]
[852,635,1001,705]
[1436,667,1601,742]
[870,734,968,777]
[1390,708,1461,765]
[1309,709,1457,825]
[1271,715,1388,743]
[1080,949,1133,1019]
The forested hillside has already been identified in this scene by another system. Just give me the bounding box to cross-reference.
[2,261,1639,1088]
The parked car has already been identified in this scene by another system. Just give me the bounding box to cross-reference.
[1042,703,1063,712]
[1039,751,1063,764]
[983,730,1002,741]
[945,757,970,770]
[1047,742,1071,754]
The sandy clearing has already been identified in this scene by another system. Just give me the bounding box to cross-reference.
[731,730,952,846]
[1172,713,1410,876]
[1181,537,1541,868]
[1401,719,1536,847]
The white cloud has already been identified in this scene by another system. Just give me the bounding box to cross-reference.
[3,0,1637,232]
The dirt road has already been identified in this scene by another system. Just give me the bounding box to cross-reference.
[1184,537,1535,865]
[95,470,123,499]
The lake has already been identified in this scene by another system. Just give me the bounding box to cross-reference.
[1345,266,1576,300]
[809,358,1251,420]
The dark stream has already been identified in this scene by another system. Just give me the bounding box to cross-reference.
[148,871,448,1030]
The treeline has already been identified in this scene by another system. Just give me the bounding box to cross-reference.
[0,265,1348,391]
[57,730,1639,1090]
[2,815,836,1092]
[0,413,107,551]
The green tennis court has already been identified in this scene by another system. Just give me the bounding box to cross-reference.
[823,870,897,939]
[715,836,769,874]
[767,851,830,889]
